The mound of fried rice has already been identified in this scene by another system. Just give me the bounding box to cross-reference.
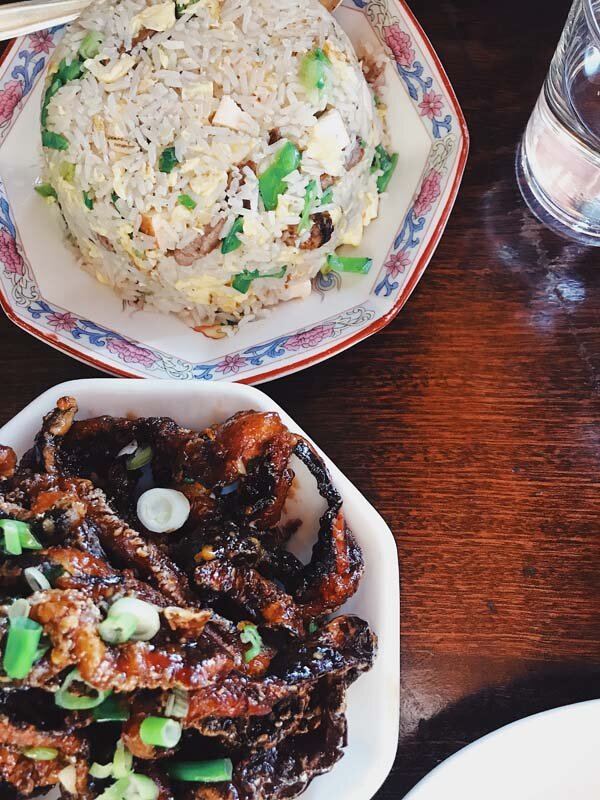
[40,0,388,329]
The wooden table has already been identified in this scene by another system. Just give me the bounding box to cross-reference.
[2,0,600,796]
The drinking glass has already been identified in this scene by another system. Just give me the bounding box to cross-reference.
[517,0,600,245]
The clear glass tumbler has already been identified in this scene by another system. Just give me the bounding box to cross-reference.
[517,0,600,245]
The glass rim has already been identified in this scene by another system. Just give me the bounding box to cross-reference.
[584,0,600,47]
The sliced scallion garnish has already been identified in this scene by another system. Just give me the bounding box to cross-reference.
[42,130,69,151]
[231,265,286,294]
[99,611,138,645]
[221,216,244,254]
[35,183,57,200]
[326,253,373,274]
[299,179,317,233]
[177,194,197,210]
[239,622,262,663]
[167,759,234,783]
[258,141,301,211]
[22,746,58,761]
[93,694,130,722]
[54,668,110,709]
[79,30,103,60]
[104,597,161,642]
[158,147,179,174]
[3,616,42,679]
[24,566,51,592]
[126,445,152,471]
[140,716,182,748]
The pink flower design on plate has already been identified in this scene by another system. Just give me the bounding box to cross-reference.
[413,169,442,218]
[0,229,24,275]
[29,30,53,54]
[107,338,158,367]
[386,251,411,279]
[285,324,335,351]
[0,80,23,126]
[46,311,77,332]
[419,90,444,120]
[215,354,247,375]
[383,24,414,68]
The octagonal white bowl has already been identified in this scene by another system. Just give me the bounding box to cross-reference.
[0,378,400,800]
[0,0,467,382]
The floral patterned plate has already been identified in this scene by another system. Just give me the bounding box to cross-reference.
[0,1,468,382]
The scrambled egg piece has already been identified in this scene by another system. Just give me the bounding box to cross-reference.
[132,2,175,34]
[87,55,135,84]
[182,81,213,101]
[362,191,379,226]
[339,214,364,247]
[213,96,258,136]
[175,276,242,311]
[305,109,350,176]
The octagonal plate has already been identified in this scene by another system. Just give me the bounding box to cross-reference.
[0,0,468,382]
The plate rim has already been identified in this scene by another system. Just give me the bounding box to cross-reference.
[403,698,600,800]
[0,0,469,383]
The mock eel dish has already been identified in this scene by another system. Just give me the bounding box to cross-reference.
[36,0,396,333]
[0,398,375,799]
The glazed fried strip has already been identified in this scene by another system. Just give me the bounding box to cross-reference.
[28,589,235,692]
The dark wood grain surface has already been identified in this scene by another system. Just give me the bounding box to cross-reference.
[2,0,600,796]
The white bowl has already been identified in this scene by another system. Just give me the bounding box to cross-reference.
[0,378,400,800]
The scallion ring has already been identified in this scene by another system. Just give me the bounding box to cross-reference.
[99,611,138,645]
[112,741,134,779]
[93,694,130,722]
[164,688,189,719]
[105,597,161,642]
[125,774,160,800]
[140,716,182,748]
[24,566,51,592]
[136,488,190,534]
[55,668,110,709]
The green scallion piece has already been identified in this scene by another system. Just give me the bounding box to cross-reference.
[112,741,133,779]
[308,620,318,634]
[221,216,244,254]
[371,145,398,193]
[377,151,398,193]
[299,179,317,233]
[111,191,120,210]
[159,147,179,174]
[299,47,331,92]
[126,445,152,471]
[319,187,333,206]
[326,253,373,274]
[99,612,137,645]
[231,265,286,294]
[59,162,76,183]
[177,194,197,210]
[140,716,182,748]
[93,694,130,723]
[239,623,262,662]
[34,183,57,200]
[126,774,159,799]
[258,141,301,211]
[42,130,69,151]
[41,77,62,126]
[83,191,94,210]
[167,759,234,783]
[0,520,41,552]
[54,668,111,710]
[19,528,43,551]
[3,616,42,679]
[79,31,103,60]
[175,0,200,17]
[4,526,21,555]
[57,57,84,83]
[23,747,58,761]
